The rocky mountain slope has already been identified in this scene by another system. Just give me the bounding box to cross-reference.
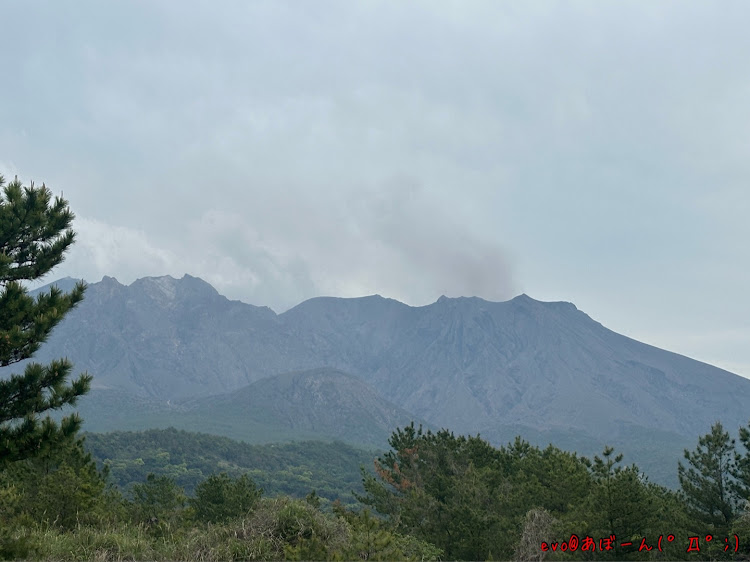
[179,367,424,447]
[56,368,418,449]
[12,274,750,486]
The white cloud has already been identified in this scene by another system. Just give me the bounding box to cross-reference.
[34,217,178,288]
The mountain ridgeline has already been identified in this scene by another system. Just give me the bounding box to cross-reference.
[17,274,750,486]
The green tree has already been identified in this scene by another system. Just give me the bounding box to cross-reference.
[332,502,443,561]
[359,424,510,560]
[728,421,750,559]
[500,438,591,521]
[189,472,262,523]
[573,447,659,560]
[729,504,750,559]
[679,422,739,533]
[0,435,115,529]
[130,473,186,525]
[305,489,322,509]
[733,421,750,504]
[0,175,90,465]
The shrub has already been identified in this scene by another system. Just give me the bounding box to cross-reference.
[130,472,186,527]
[190,472,262,524]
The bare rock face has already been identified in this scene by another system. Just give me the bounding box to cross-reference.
[280,291,750,442]
[14,274,750,486]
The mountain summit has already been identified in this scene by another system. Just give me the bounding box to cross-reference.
[16,274,750,486]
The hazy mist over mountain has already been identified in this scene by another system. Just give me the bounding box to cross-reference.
[13,274,750,487]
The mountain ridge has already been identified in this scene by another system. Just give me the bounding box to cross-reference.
[14,273,750,489]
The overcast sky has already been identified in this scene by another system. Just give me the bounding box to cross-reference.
[2,1,749,378]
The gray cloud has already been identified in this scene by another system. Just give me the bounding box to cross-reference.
[1,1,749,375]
[345,176,515,304]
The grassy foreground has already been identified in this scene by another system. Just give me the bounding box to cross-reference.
[1,496,441,561]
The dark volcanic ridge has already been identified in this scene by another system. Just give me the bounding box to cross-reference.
[9,273,750,488]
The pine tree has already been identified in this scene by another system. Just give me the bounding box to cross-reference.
[190,472,262,523]
[131,473,187,525]
[2,434,113,529]
[0,175,91,466]
[678,421,739,532]
[734,421,750,505]
[358,424,510,560]
[578,446,659,560]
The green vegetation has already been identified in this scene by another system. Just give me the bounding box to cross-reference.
[0,432,441,561]
[3,421,750,560]
[357,422,750,561]
[0,175,90,466]
[83,427,379,507]
[190,472,262,523]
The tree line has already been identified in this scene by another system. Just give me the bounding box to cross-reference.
[83,427,376,506]
[358,420,750,560]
